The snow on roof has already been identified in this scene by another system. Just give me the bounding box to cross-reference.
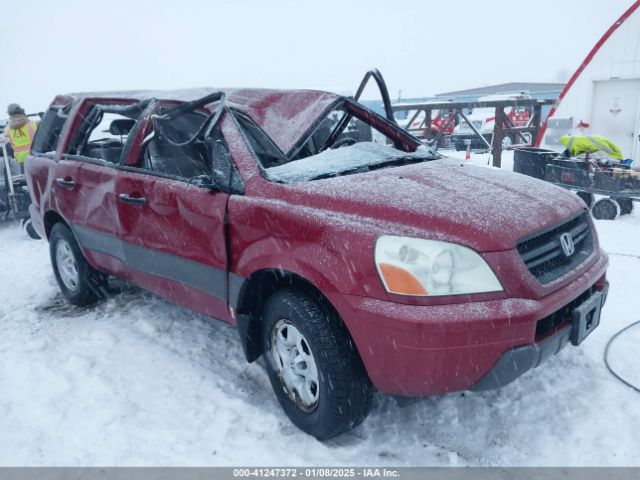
[436,82,565,97]
[477,93,531,101]
[52,88,340,154]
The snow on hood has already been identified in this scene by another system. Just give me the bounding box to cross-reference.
[266,142,439,183]
[282,157,586,252]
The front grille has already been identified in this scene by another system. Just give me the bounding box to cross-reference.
[517,212,593,284]
[535,285,595,338]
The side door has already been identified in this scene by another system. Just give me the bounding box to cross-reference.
[45,100,121,275]
[115,100,233,321]
[53,99,147,277]
[44,102,88,233]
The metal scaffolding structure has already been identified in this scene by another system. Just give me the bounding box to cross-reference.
[391,99,555,167]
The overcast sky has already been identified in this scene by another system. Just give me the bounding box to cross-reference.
[0,0,635,113]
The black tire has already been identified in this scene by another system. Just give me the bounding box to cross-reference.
[591,197,620,220]
[577,191,595,208]
[615,197,634,215]
[261,288,372,440]
[50,223,106,306]
[23,218,41,239]
[501,134,515,150]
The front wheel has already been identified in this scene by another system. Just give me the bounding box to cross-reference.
[50,223,106,306]
[261,288,372,440]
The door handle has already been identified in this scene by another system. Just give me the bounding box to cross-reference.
[55,178,76,189]
[118,193,148,206]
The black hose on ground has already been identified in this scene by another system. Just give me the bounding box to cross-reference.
[604,319,640,393]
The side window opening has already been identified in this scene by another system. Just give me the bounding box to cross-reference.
[31,106,70,155]
[138,109,211,179]
[136,105,242,193]
[66,102,146,164]
[84,112,134,163]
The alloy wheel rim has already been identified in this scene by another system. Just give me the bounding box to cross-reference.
[271,319,320,412]
[55,239,79,291]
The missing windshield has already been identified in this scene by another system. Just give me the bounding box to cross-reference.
[233,99,438,183]
[266,142,439,183]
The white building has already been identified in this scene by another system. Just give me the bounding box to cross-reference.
[538,1,640,166]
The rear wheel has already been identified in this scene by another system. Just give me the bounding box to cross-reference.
[21,218,41,240]
[261,288,372,439]
[615,197,634,215]
[591,197,620,220]
[50,223,106,306]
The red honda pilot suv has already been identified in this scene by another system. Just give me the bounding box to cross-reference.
[25,86,609,439]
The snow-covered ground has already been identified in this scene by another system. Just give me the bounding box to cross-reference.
[1,150,639,466]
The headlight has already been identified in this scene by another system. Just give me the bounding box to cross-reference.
[375,236,503,297]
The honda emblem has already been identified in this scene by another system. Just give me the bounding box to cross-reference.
[560,232,575,257]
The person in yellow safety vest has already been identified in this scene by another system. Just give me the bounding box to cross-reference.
[559,134,623,161]
[3,103,38,169]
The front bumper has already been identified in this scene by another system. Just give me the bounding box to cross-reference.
[327,250,608,397]
[470,323,573,391]
[472,282,607,391]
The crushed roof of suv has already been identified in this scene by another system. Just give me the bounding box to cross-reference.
[51,88,340,154]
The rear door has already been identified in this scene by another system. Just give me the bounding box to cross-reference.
[42,101,115,266]
[41,102,88,232]
[115,100,233,321]
[54,99,149,276]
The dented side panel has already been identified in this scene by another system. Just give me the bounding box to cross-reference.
[115,169,231,322]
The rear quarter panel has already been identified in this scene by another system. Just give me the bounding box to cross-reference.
[25,154,55,237]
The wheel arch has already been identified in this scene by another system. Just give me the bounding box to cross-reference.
[43,210,70,239]
[233,268,364,368]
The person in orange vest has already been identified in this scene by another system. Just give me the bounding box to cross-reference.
[3,103,38,171]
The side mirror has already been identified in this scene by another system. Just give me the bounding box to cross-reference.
[188,174,219,190]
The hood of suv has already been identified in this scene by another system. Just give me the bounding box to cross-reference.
[285,158,586,252]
